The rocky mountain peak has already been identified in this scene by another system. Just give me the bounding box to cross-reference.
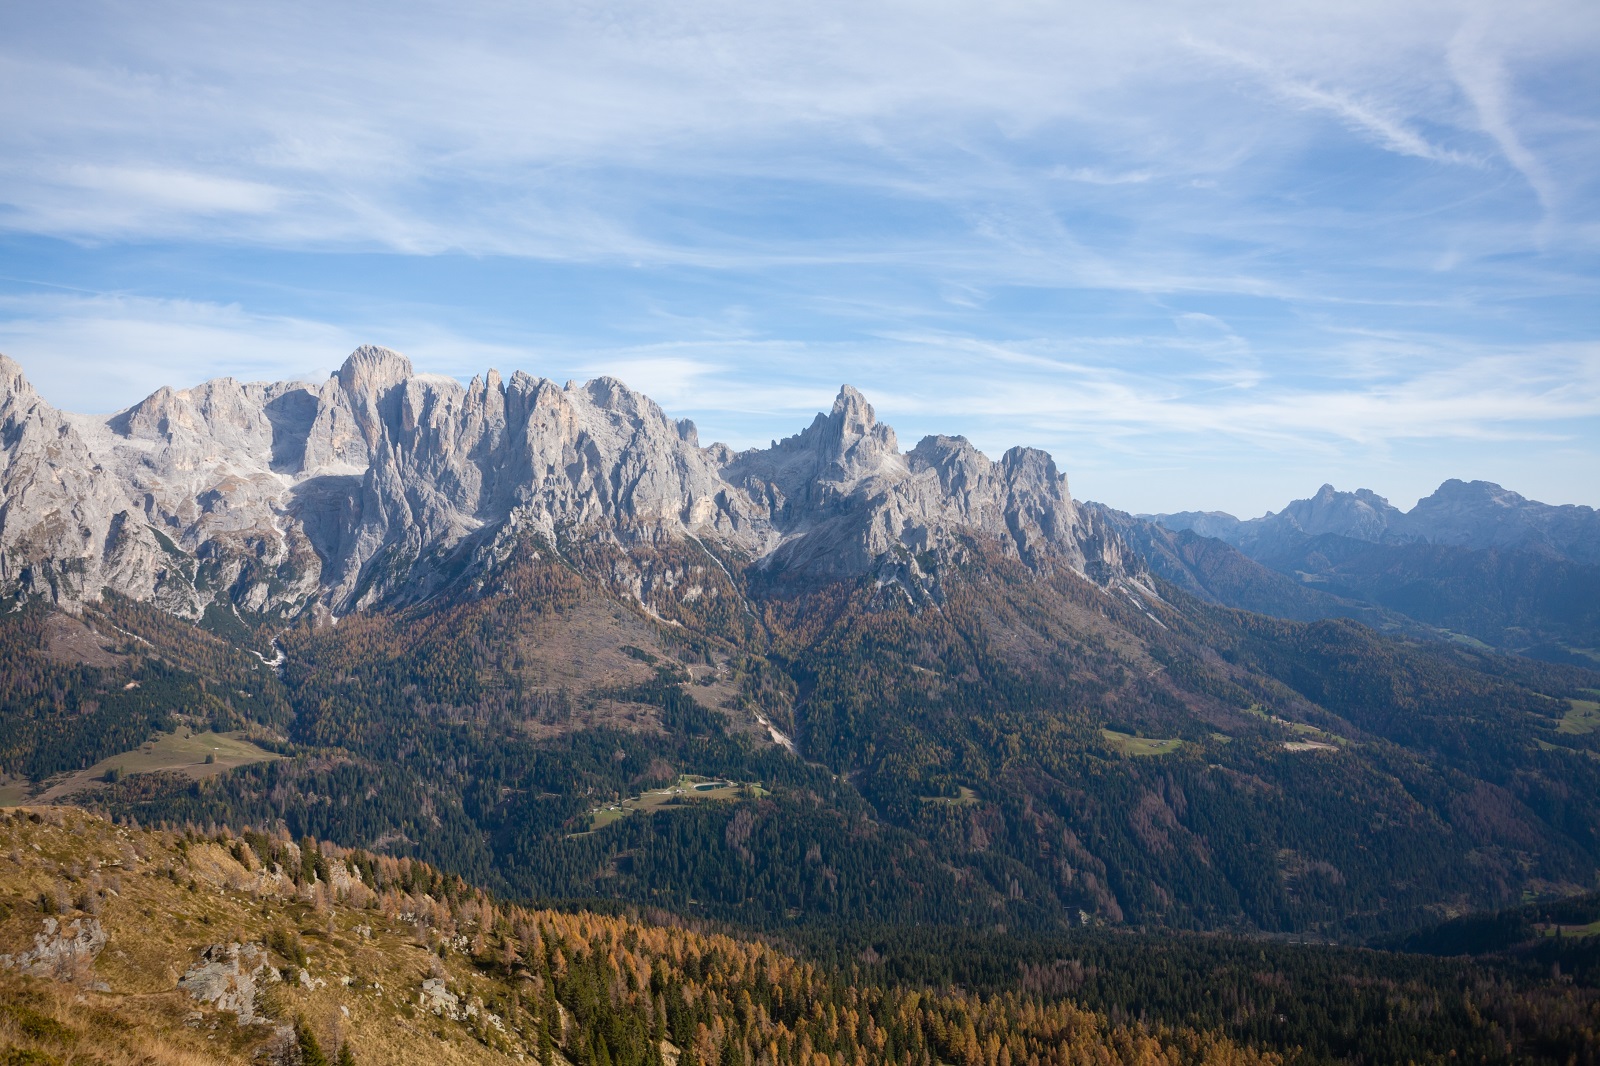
[336,345,414,394]
[906,434,982,485]
[999,446,1063,489]
[583,375,642,412]
[0,353,37,402]
[1419,479,1522,509]
[816,385,899,484]
[1405,479,1600,562]
[0,349,1144,618]
[830,383,872,424]
[1153,477,1599,569]
[1278,484,1403,541]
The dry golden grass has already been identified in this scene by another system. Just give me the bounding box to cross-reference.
[1,974,256,1065]
[0,807,550,1065]
[0,807,1275,1066]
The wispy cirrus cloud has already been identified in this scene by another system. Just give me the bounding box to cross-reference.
[1182,36,1478,166]
[1,1,1591,261]
[8,291,1592,440]
[1448,13,1559,223]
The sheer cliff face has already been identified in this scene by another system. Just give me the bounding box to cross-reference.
[0,346,1141,618]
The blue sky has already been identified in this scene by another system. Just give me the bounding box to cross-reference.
[1,1,1597,516]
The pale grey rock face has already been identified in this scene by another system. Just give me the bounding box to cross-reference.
[179,941,280,1023]
[1146,510,1241,542]
[0,347,1142,619]
[0,916,108,987]
[419,976,463,1019]
[722,391,1138,589]
[1275,485,1404,543]
[1154,485,1407,558]
[0,355,195,611]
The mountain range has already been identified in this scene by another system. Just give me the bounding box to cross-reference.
[1160,480,1600,564]
[0,345,1141,622]
[1,346,1598,951]
[1147,483,1600,664]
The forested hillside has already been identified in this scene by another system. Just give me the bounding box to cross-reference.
[1246,535,1600,663]
[0,598,290,783]
[6,528,1597,944]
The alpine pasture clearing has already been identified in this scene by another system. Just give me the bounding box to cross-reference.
[1558,699,1600,735]
[1101,729,1183,757]
[25,729,281,804]
[921,786,981,806]
[578,774,769,834]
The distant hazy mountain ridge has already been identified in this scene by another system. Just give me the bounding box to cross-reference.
[1155,481,1600,565]
[0,346,1147,619]
[1150,482,1600,660]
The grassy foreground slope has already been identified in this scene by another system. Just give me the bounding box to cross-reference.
[0,806,1274,1066]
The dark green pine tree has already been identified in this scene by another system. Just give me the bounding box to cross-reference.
[335,1041,356,1066]
[295,1016,329,1066]
[538,1010,556,1066]
[653,993,669,1043]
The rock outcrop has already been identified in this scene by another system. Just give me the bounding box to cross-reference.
[1154,484,1406,558]
[0,916,108,987]
[1405,479,1600,564]
[0,347,1144,619]
[419,976,462,1018]
[178,941,281,1023]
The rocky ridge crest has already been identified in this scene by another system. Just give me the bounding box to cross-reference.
[0,347,1146,619]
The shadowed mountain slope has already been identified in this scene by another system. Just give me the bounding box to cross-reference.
[1150,484,1600,662]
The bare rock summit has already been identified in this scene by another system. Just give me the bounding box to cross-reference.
[0,347,1146,620]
